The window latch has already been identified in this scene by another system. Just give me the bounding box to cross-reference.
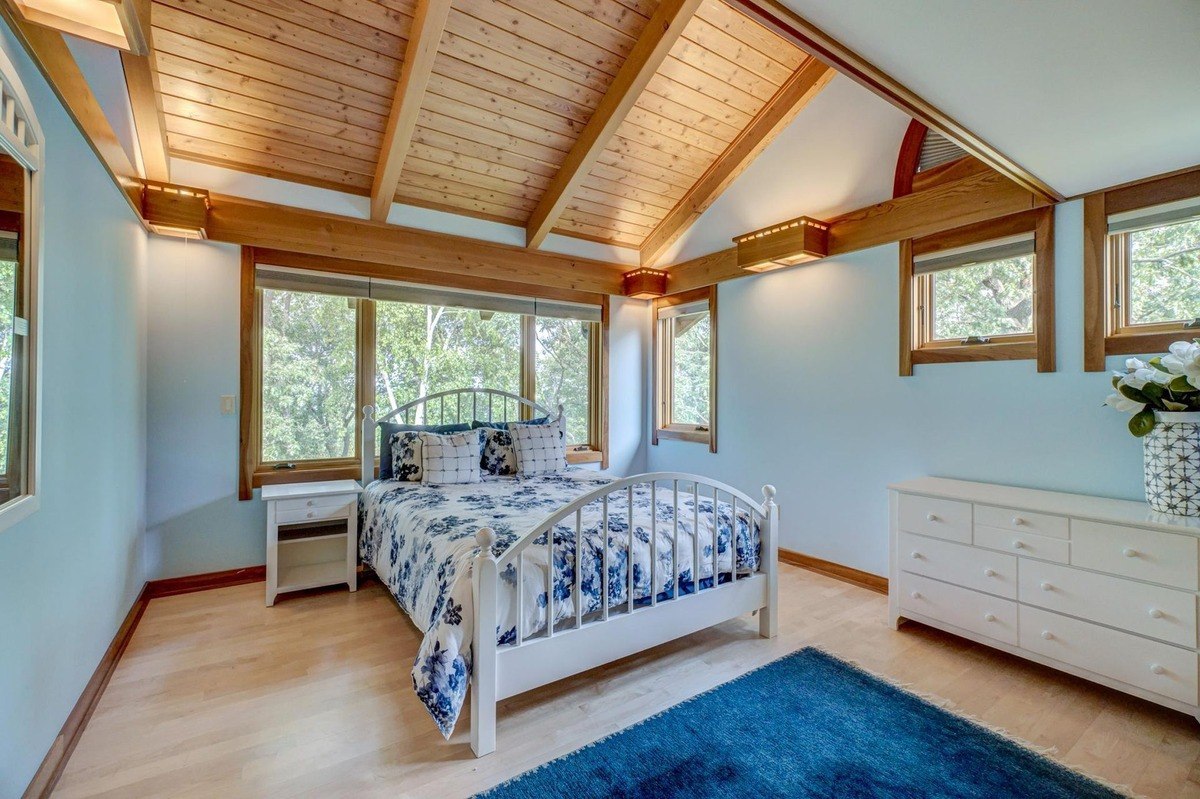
[1184,318,1200,329]
[695,425,709,432]
[272,462,297,471]
[961,336,992,345]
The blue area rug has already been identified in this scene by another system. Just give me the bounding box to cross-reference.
[475,647,1125,799]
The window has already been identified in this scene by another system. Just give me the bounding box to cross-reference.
[654,286,716,451]
[1083,170,1200,371]
[241,252,607,496]
[901,208,1055,374]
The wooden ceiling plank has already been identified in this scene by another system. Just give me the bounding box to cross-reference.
[554,212,644,247]
[121,1,170,182]
[621,104,730,155]
[169,140,373,192]
[683,14,798,84]
[152,27,393,116]
[218,0,411,55]
[399,168,539,210]
[425,74,583,139]
[655,56,765,117]
[156,0,401,82]
[640,58,834,263]
[585,167,688,207]
[297,0,416,37]
[526,0,706,248]
[556,0,650,33]
[564,197,662,231]
[166,114,377,175]
[422,91,575,152]
[416,110,564,171]
[394,186,528,224]
[696,0,803,69]
[405,143,550,191]
[726,0,1063,203]
[604,126,716,177]
[594,149,696,192]
[642,72,753,130]
[161,103,380,162]
[668,38,787,103]
[403,157,547,203]
[574,182,676,215]
[370,0,452,222]
[499,0,643,59]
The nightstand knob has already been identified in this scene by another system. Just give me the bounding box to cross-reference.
[983,568,997,577]
[1150,663,1166,675]
[1041,630,1054,640]
[983,613,996,622]
[1149,608,1165,619]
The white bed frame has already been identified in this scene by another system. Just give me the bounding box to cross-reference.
[361,388,779,757]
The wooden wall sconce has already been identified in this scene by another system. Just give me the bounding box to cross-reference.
[142,181,209,239]
[622,267,668,299]
[735,215,829,272]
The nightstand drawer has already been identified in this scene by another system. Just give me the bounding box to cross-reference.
[276,494,356,514]
[276,498,354,525]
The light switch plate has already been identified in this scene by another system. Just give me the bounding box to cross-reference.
[220,395,236,415]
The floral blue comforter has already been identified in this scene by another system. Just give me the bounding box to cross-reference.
[359,469,760,738]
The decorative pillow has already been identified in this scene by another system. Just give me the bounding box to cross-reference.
[472,416,548,430]
[420,429,483,485]
[509,415,567,475]
[389,430,425,482]
[379,421,470,480]
[479,427,518,476]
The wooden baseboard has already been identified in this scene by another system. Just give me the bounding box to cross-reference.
[146,565,266,598]
[21,585,149,799]
[779,548,888,594]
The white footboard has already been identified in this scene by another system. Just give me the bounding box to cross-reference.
[470,473,779,756]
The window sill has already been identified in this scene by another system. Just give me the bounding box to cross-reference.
[566,449,604,465]
[911,340,1037,365]
[1106,330,1192,356]
[252,462,362,491]
[655,427,712,445]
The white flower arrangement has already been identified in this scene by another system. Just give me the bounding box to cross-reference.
[1106,340,1200,436]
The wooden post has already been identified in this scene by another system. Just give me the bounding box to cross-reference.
[759,485,779,639]
[471,527,498,757]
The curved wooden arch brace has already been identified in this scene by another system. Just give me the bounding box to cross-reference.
[893,119,927,198]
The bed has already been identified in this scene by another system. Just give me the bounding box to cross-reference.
[359,388,779,757]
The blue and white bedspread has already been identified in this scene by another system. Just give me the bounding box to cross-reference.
[359,469,761,738]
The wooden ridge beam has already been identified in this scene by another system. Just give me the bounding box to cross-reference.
[205,193,627,296]
[725,0,1063,205]
[661,168,1047,294]
[639,57,834,266]
[525,0,704,249]
[370,0,452,222]
[120,0,169,182]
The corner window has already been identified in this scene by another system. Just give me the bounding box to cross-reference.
[654,286,716,451]
[901,208,1054,374]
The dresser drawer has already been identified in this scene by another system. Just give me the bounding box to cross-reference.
[900,572,1018,645]
[897,494,971,543]
[1020,605,1197,706]
[1019,560,1197,648]
[276,498,355,525]
[974,525,1069,563]
[1071,520,1198,590]
[899,532,1017,599]
[976,504,1068,539]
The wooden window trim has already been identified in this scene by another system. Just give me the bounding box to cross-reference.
[239,247,610,498]
[1083,167,1200,370]
[900,208,1055,375]
[652,285,717,452]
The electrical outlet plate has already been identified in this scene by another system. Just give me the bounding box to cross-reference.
[220,395,236,415]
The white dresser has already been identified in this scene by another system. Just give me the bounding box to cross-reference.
[890,477,1200,717]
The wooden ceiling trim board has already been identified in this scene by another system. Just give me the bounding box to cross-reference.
[640,58,834,264]
[151,27,393,116]
[205,193,627,295]
[121,2,170,182]
[370,0,452,222]
[0,5,142,213]
[161,106,380,162]
[166,114,377,176]
[526,0,706,249]
[725,0,1063,203]
[167,136,373,192]
[151,6,397,99]
[217,0,412,55]
[157,0,403,82]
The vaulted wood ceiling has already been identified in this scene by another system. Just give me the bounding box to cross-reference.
[147,0,828,257]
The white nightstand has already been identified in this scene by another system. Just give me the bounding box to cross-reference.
[263,479,362,606]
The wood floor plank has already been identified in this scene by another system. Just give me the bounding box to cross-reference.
[52,567,1198,798]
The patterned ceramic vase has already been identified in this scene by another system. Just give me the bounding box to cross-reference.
[1144,412,1200,516]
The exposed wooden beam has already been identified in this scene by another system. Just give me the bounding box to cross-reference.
[205,194,627,296]
[525,0,704,249]
[725,0,1064,204]
[639,57,834,266]
[370,0,452,223]
[662,168,1048,294]
[120,0,169,182]
[0,4,142,214]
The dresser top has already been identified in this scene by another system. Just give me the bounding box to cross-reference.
[890,477,1200,535]
[261,479,362,501]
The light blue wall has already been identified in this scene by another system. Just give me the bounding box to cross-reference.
[647,200,1145,576]
[0,26,148,796]
[144,239,650,579]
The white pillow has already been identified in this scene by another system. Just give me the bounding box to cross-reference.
[419,429,483,485]
[509,415,567,475]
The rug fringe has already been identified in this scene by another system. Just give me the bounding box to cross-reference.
[812,648,1143,799]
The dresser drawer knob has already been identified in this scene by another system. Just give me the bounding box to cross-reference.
[983,613,996,622]
[1041,630,1054,640]
[983,568,997,577]
[910,551,922,559]
[1039,581,1053,591]
[1122,547,1139,558]
[926,513,938,522]
[1150,663,1166,675]
[1011,516,1025,526]
[1149,608,1165,619]
[910,591,921,599]
[306,499,315,507]
[306,512,314,519]
[1012,539,1025,550]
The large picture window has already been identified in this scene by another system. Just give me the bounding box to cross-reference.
[653,286,716,451]
[240,251,607,496]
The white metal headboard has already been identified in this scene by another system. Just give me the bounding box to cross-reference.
[361,388,557,481]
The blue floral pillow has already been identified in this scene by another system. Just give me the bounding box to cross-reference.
[479,427,518,476]
[390,430,424,482]
[378,421,470,479]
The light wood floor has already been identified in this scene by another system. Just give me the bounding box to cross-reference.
[54,565,1200,798]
